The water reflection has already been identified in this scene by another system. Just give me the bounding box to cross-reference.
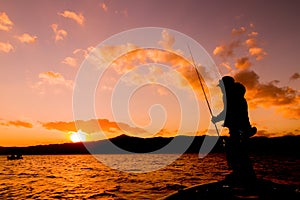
[0,154,298,199]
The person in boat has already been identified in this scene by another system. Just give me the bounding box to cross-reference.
[7,154,23,160]
[211,76,257,185]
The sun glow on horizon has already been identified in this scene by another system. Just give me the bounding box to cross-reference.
[69,130,87,143]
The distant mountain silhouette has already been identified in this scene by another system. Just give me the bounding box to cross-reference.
[0,135,299,155]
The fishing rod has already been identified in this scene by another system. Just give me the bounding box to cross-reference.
[187,44,220,136]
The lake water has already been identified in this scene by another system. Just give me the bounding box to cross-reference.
[0,153,299,199]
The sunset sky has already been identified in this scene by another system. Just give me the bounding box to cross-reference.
[0,0,299,147]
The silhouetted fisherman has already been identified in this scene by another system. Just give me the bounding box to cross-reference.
[212,76,257,186]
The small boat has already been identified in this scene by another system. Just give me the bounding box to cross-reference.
[161,179,299,200]
[7,154,23,160]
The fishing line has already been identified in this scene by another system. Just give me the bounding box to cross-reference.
[187,44,220,136]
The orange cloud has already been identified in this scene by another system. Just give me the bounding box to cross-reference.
[15,33,37,44]
[8,120,33,128]
[158,29,175,50]
[213,24,267,74]
[290,72,300,81]
[0,120,33,128]
[73,46,94,58]
[88,41,212,102]
[106,47,207,92]
[234,57,251,70]
[255,81,297,106]
[42,121,76,132]
[213,41,240,58]
[0,41,14,53]
[249,47,267,60]
[59,10,85,25]
[51,24,67,41]
[42,119,148,138]
[245,38,257,48]
[157,87,169,96]
[234,70,300,119]
[62,56,77,67]
[213,45,225,56]
[244,34,267,61]
[276,105,300,119]
[0,12,13,31]
[234,70,259,89]
[89,30,199,78]
[38,71,73,87]
[231,26,246,36]
[248,31,258,37]
[101,3,108,12]
[40,71,62,79]
[33,71,73,93]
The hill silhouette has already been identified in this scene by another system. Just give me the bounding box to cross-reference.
[0,135,299,155]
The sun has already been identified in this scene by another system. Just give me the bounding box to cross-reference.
[69,130,86,143]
